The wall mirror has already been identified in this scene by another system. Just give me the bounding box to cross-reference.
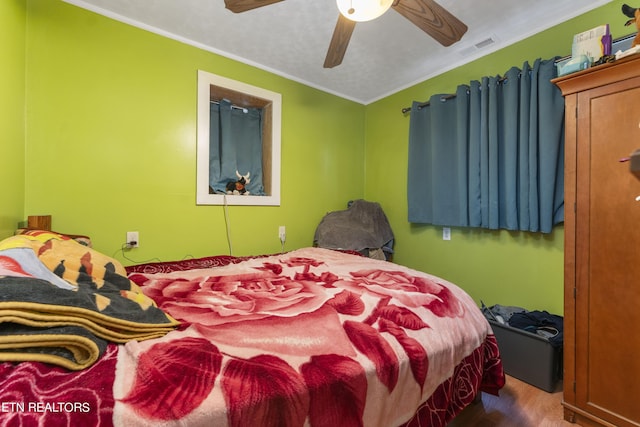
[196,70,281,206]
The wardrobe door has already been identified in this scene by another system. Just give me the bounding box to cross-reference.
[574,75,640,427]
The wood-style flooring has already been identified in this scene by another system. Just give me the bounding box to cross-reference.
[448,375,576,427]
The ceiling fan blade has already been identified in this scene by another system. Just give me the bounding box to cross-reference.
[224,0,284,13]
[392,0,467,46]
[324,15,357,69]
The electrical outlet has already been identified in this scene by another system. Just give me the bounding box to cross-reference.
[278,226,286,243]
[443,227,451,241]
[126,231,139,248]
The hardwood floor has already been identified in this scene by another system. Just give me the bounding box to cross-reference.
[448,375,576,427]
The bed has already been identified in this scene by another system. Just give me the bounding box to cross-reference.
[0,230,504,426]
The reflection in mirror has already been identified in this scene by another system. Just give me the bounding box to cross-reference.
[197,70,281,206]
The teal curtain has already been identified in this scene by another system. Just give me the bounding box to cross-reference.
[209,99,265,195]
[407,58,565,233]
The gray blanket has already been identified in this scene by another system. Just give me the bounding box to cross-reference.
[313,200,394,252]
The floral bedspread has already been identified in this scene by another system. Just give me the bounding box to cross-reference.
[0,247,503,426]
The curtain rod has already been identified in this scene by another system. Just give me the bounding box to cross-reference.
[211,99,249,113]
[400,54,581,114]
[402,94,457,114]
[400,33,638,115]
[400,70,539,114]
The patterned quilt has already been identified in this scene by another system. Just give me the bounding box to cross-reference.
[0,246,503,426]
[0,231,178,371]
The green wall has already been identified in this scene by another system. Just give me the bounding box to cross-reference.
[365,1,625,314]
[23,0,365,261]
[10,0,630,315]
[0,0,26,237]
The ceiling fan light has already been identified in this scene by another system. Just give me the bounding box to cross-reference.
[336,0,393,22]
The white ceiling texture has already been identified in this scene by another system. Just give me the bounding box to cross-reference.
[63,0,612,104]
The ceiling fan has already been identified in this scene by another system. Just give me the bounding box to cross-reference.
[224,0,467,68]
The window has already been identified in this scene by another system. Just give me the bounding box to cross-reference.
[196,70,281,206]
[407,58,564,233]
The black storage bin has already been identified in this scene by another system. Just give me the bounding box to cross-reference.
[489,320,561,392]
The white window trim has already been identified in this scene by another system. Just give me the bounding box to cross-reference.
[196,70,281,206]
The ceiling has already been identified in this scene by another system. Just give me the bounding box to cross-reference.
[63,0,612,104]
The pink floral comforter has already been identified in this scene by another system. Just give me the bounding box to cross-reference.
[0,247,503,426]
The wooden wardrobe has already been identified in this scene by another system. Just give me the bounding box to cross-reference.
[554,54,640,427]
